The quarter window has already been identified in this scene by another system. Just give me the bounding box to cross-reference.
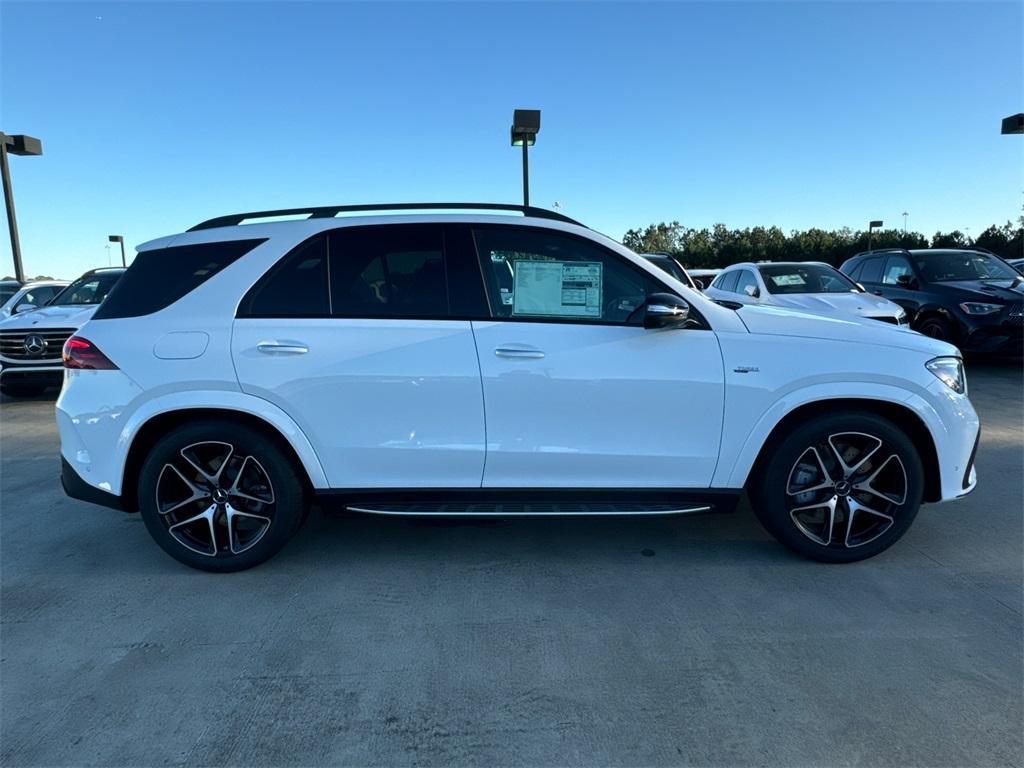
[241,236,329,317]
[473,227,663,324]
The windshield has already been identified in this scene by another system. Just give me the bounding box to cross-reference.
[760,264,858,294]
[914,251,1020,282]
[50,272,123,306]
[646,256,690,286]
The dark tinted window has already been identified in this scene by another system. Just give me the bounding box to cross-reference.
[241,236,328,317]
[329,225,448,318]
[95,240,264,319]
[474,227,664,324]
[857,257,883,283]
[913,251,1020,282]
[52,271,125,307]
[0,283,18,303]
[715,270,740,293]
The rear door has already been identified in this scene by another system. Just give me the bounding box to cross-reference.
[469,225,725,489]
[232,224,487,489]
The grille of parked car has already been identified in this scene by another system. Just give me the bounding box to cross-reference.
[0,328,77,362]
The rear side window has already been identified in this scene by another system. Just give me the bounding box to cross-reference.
[94,239,264,319]
[715,270,740,293]
[240,236,329,317]
[329,225,448,318]
[857,257,883,283]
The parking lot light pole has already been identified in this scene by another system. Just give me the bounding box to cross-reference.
[0,133,43,283]
[511,109,540,207]
[108,235,126,267]
[868,220,883,251]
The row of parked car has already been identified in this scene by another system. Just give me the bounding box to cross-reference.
[642,248,1024,357]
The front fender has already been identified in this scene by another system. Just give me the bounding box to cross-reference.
[714,381,943,490]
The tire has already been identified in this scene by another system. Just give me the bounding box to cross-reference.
[138,420,307,572]
[750,412,924,563]
[916,315,955,344]
[1,381,48,397]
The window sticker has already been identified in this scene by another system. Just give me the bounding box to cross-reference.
[770,274,806,287]
[512,261,602,318]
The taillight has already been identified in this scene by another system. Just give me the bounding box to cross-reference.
[62,336,118,370]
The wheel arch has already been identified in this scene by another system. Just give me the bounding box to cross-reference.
[911,304,961,340]
[747,398,941,503]
[120,406,321,512]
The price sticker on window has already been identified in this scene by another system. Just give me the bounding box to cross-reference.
[512,261,602,318]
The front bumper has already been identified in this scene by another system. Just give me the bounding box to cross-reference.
[0,362,64,384]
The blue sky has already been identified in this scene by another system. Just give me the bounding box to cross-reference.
[2,1,1022,279]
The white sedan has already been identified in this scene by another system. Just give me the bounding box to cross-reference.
[705,261,908,326]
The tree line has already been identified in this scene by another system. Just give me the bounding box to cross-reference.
[621,219,1024,269]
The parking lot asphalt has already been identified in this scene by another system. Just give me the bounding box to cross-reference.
[1,363,1021,768]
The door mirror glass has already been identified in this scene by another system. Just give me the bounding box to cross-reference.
[642,292,690,329]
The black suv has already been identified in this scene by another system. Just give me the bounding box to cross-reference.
[840,248,1023,355]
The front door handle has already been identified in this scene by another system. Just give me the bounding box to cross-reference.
[494,346,545,360]
[256,341,309,355]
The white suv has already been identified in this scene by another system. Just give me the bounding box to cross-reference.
[57,204,980,572]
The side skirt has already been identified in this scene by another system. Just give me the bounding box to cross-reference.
[313,488,742,518]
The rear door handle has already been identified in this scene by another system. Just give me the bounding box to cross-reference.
[494,346,545,360]
[256,341,309,355]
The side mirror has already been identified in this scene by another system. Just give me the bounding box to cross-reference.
[743,284,760,299]
[895,273,916,289]
[13,302,34,314]
[643,292,690,330]
[693,279,704,291]
[855,283,867,292]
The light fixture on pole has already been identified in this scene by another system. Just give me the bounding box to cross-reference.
[1000,113,1023,134]
[510,109,540,207]
[108,234,126,266]
[902,211,908,235]
[0,132,43,283]
[868,220,883,251]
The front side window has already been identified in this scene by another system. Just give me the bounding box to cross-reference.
[51,272,124,306]
[858,257,883,283]
[329,225,448,318]
[21,286,57,307]
[760,264,858,294]
[882,256,914,285]
[474,227,663,324]
[735,269,760,297]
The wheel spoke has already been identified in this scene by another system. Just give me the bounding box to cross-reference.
[227,456,275,505]
[225,503,272,555]
[167,504,218,557]
[844,497,894,548]
[853,453,907,506]
[787,446,835,496]
[827,432,882,477]
[790,496,838,547]
[180,441,235,486]
[156,463,211,515]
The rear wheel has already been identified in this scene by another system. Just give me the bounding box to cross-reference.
[138,420,307,572]
[751,412,924,562]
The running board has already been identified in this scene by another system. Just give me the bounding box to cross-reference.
[343,502,713,518]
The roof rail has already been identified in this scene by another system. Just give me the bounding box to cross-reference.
[853,247,912,257]
[188,203,585,232]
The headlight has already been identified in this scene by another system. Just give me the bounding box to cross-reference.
[926,356,966,394]
[959,302,1002,315]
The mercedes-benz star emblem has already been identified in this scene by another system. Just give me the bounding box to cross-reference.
[23,335,47,356]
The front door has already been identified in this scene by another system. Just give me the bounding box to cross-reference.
[232,224,485,489]
[469,225,725,489]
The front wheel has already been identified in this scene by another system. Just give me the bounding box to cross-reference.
[138,420,307,572]
[751,412,924,563]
